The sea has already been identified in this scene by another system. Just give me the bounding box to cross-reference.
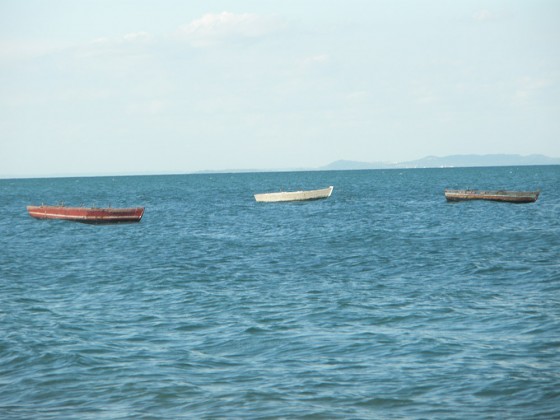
[1,165,559,419]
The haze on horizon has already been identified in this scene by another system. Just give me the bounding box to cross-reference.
[1,1,559,178]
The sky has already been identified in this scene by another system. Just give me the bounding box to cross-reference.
[1,0,559,178]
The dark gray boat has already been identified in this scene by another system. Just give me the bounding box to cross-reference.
[444,189,539,203]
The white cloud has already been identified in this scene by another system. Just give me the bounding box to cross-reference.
[0,40,63,61]
[175,11,283,47]
[91,37,111,45]
[346,91,368,100]
[302,54,329,65]
[126,100,165,116]
[75,32,154,60]
[413,85,438,105]
[513,77,551,104]
[473,9,497,22]
[123,32,153,43]
[298,54,330,74]
[90,31,153,46]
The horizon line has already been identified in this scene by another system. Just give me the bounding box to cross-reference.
[2,162,559,181]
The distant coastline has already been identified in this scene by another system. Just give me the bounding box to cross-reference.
[319,154,560,171]
[2,154,559,179]
[197,154,560,174]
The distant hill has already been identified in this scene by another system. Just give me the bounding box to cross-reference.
[192,154,559,175]
[322,154,560,170]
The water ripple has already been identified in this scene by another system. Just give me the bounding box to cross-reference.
[1,167,559,418]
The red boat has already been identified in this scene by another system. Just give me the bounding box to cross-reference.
[27,205,144,224]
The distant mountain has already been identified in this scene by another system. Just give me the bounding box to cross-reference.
[322,154,560,170]
[192,154,559,176]
[402,154,560,168]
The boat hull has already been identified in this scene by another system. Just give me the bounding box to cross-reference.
[27,206,145,224]
[255,186,334,203]
[444,190,539,203]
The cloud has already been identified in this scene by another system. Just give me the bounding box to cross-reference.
[0,40,63,61]
[473,9,497,22]
[298,54,330,74]
[513,77,551,104]
[126,99,165,116]
[413,85,438,105]
[90,31,153,46]
[123,32,153,43]
[345,91,369,103]
[76,32,154,61]
[302,54,329,65]
[175,11,284,47]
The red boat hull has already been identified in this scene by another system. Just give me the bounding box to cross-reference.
[27,205,144,224]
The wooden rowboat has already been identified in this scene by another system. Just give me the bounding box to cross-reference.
[254,186,334,203]
[444,190,539,203]
[27,205,145,224]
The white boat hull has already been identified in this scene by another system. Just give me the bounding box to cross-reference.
[254,186,334,203]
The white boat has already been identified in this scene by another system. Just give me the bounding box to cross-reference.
[254,186,334,203]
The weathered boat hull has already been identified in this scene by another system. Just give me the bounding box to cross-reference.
[27,205,145,224]
[444,190,539,203]
[255,186,334,203]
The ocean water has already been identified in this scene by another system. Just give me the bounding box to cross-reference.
[1,166,559,419]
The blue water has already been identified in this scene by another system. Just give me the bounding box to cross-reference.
[1,166,559,419]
